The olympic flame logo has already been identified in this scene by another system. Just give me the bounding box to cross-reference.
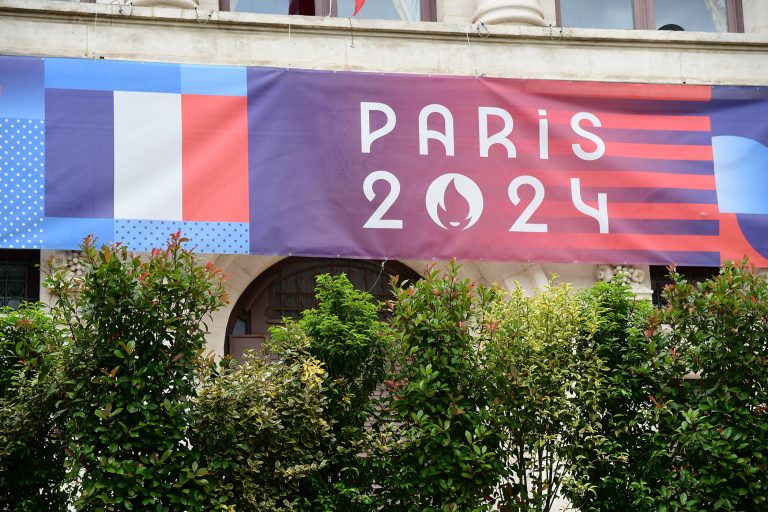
[425,173,484,230]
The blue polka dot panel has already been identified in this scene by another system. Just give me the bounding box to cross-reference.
[115,220,249,254]
[0,118,45,249]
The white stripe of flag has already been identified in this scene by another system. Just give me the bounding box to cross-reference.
[114,91,183,221]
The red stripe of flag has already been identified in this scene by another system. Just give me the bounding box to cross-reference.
[354,0,365,15]
[597,112,711,131]
[542,111,711,131]
[481,137,713,161]
[182,95,249,223]
[520,80,712,102]
[503,201,717,222]
[531,171,716,190]
[503,232,719,252]
[607,141,713,161]
[600,202,719,220]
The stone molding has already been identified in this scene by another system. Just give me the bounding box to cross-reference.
[1,0,766,53]
[132,0,199,7]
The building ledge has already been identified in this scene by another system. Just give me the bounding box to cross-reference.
[2,0,767,51]
[2,0,768,86]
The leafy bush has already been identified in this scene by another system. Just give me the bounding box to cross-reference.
[270,273,390,512]
[484,281,604,512]
[565,281,666,512]
[192,345,331,512]
[373,261,502,512]
[0,303,68,512]
[568,264,768,512]
[650,261,768,511]
[5,247,768,512]
[45,233,226,511]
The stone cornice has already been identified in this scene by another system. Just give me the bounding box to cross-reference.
[2,0,767,50]
[1,0,767,85]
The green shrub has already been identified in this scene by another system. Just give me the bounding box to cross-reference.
[485,280,604,512]
[192,345,331,512]
[374,261,502,512]
[0,303,68,512]
[45,233,226,511]
[564,280,666,512]
[651,260,768,511]
[568,263,768,512]
[270,273,390,512]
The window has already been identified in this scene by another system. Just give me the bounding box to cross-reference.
[557,0,743,32]
[220,0,436,21]
[650,265,718,306]
[0,250,40,309]
[225,257,420,359]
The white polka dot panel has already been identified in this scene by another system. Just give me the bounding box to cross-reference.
[0,119,45,248]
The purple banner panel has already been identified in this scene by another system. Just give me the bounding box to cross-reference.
[245,67,768,266]
[45,89,114,218]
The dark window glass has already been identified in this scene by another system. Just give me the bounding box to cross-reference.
[268,258,397,320]
[559,0,742,32]
[650,265,719,306]
[0,250,40,309]
[655,0,728,32]
[559,0,635,30]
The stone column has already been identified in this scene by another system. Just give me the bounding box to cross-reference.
[473,0,546,26]
[438,1,477,24]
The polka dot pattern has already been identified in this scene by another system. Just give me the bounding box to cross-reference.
[0,118,45,249]
[115,220,249,254]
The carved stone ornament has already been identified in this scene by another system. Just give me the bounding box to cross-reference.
[596,264,646,289]
[48,250,88,283]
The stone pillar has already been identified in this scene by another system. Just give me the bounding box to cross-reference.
[473,0,546,26]
[132,0,199,8]
[438,1,477,24]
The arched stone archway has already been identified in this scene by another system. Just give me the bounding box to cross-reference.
[222,257,421,359]
[202,255,602,357]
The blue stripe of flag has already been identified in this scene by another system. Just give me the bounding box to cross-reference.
[45,58,181,93]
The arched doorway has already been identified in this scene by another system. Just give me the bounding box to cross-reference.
[225,257,420,358]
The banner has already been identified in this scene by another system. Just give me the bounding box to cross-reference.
[1,55,767,265]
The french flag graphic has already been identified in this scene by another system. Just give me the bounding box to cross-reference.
[43,58,250,253]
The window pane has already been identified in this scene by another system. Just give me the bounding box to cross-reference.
[231,318,247,336]
[560,0,634,29]
[655,0,728,32]
[230,0,291,14]
[338,0,421,21]
[0,263,27,307]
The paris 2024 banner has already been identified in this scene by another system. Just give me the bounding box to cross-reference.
[1,55,767,266]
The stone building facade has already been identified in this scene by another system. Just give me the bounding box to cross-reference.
[1,0,766,358]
